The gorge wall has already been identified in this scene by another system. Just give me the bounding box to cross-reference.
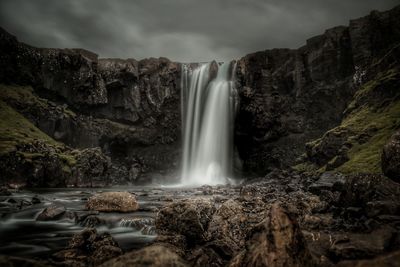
[0,5,399,186]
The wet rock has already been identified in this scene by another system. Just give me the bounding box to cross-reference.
[156,198,216,244]
[0,187,11,196]
[53,228,122,266]
[71,147,111,187]
[31,196,41,204]
[308,172,346,195]
[100,244,188,267]
[205,199,247,258]
[36,205,66,221]
[86,192,139,212]
[329,227,397,261]
[79,215,105,227]
[382,130,400,183]
[229,203,315,267]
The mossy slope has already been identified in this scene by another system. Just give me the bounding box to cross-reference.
[295,67,400,174]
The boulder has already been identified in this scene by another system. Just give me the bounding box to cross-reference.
[382,131,400,183]
[205,199,247,258]
[329,227,397,261]
[100,244,188,267]
[36,205,66,221]
[86,192,139,212]
[156,198,216,244]
[229,203,315,267]
[71,147,111,187]
[53,228,122,266]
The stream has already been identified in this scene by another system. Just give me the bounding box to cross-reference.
[0,186,229,260]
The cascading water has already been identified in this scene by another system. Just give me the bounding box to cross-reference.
[181,61,237,186]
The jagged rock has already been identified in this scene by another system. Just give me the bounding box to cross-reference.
[308,172,346,195]
[100,244,188,267]
[53,228,122,266]
[382,130,400,183]
[229,203,315,267]
[36,205,66,221]
[86,192,139,212]
[71,147,111,187]
[156,198,216,244]
[329,227,397,261]
[205,199,248,258]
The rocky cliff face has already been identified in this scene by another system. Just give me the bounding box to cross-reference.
[235,6,400,176]
[0,27,181,185]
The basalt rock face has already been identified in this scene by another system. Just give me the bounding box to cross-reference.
[235,6,400,176]
[0,27,181,185]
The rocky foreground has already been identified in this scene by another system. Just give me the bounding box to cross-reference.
[1,169,399,267]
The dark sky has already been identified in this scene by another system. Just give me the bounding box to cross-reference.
[0,0,398,62]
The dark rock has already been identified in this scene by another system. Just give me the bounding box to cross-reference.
[31,196,41,204]
[229,203,315,267]
[156,198,216,244]
[337,249,400,267]
[0,187,11,196]
[308,172,346,194]
[36,205,66,221]
[382,130,400,183]
[329,227,397,261]
[53,228,122,266]
[86,192,139,212]
[70,147,111,187]
[100,244,188,267]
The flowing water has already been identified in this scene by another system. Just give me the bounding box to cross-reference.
[181,61,237,186]
[0,187,192,259]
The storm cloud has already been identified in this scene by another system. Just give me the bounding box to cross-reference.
[0,0,398,62]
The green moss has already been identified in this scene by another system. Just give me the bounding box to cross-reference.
[0,84,76,118]
[59,153,77,166]
[296,67,400,174]
[0,84,49,109]
[0,100,60,155]
[337,102,400,173]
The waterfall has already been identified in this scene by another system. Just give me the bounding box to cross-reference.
[181,61,237,186]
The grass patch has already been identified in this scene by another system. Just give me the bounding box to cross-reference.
[0,100,60,155]
[297,67,400,174]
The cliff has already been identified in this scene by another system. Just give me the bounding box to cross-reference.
[235,5,400,176]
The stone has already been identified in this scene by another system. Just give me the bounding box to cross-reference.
[156,198,216,244]
[205,199,247,258]
[229,203,315,267]
[36,205,66,221]
[308,172,346,195]
[382,130,400,183]
[329,227,397,261]
[53,228,122,266]
[86,192,139,212]
[100,244,188,267]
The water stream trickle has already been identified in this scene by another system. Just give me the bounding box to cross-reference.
[181,61,237,186]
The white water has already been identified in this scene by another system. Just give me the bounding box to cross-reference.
[181,61,237,186]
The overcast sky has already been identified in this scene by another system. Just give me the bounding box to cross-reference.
[0,0,398,62]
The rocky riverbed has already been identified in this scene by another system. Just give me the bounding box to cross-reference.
[1,171,399,266]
